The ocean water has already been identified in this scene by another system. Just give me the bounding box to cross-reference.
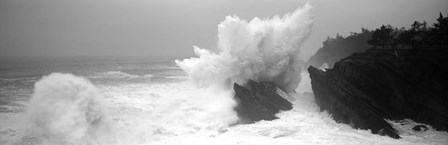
[1,3,447,145]
[0,58,447,145]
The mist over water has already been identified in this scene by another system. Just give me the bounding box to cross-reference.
[0,3,447,145]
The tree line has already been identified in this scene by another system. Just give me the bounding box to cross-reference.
[308,13,448,68]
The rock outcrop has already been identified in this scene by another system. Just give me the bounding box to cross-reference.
[233,80,293,123]
[308,48,448,139]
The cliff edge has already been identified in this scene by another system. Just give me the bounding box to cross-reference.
[308,48,448,139]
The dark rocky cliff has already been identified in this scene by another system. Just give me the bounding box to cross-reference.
[233,80,293,123]
[308,48,448,139]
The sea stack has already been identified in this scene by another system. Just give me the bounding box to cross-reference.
[233,80,293,123]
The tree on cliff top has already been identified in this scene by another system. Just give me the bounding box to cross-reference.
[368,25,397,49]
[308,13,448,68]
[426,13,448,48]
[368,13,448,50]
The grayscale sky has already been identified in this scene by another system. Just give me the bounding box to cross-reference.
[1,0,447,60]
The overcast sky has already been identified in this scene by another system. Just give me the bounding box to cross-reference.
[1,0,447,60]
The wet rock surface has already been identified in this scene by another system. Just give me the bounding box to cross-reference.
[308,49,448,139]
[412,125,429,131]
[233,80,293,123]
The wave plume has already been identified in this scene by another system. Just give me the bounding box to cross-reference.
[24,73,113,144]
[176,3,313,93]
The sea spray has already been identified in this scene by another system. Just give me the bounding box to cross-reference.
[176,3,313,93]
[23,73,114,145]
[175,3,314,127]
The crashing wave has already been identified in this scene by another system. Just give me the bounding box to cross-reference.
[22,73,115,145]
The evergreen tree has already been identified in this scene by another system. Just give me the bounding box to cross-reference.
[308,13,448,68]
[426,13,448,48]
[367,25,397,49]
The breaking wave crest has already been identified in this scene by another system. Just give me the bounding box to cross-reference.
[22,73,115,145]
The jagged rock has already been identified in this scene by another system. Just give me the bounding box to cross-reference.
[412,125,428,131]
[233,80,293,123]
[308,49,448,139]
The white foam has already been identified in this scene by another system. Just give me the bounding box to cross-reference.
[1,2,447,144]
[172,3,315,133]
[2,71,447,145]
[19,73,116,145]
[93,71,139,79]
[93,71,447,145]
[91,71,153,80]
[100,80,448,145]
[176,3,314,93]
